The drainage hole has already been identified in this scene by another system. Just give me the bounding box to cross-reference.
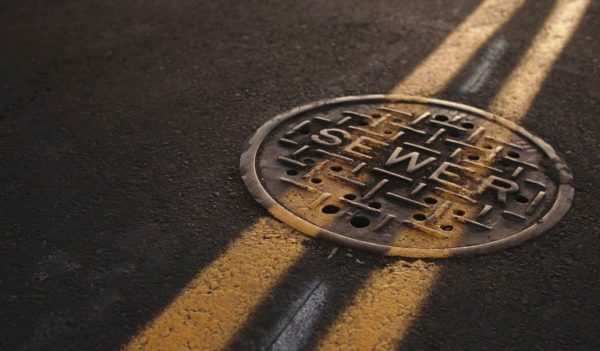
[441,225,454,232]
[413,213,427,221]
[286,169,298,176]
[357,120,370,126]
[453,209,466,216]
[467,154,480,161]
[310,178,322,184]
[434,114,449,122]
[384,130,393,134]
[508,151,521,158]
[424,197,438,205]
[368,201,382,209]
[371,113,382,118]
[343,193,356,200]
[303,158,315,164]
[322,205,340,214]
[516,195,529,203]
[298,125,310,135]
[350,216,370,228]
[461,122,475,129]
[330,165,343,172]
[483,143,493,149]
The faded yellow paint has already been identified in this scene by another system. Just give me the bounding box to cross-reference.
[490,0,591,119]
[392,0,526,95]
[317,150,497,347]
[124,218,306,351]
[125,0,589,349]
[317,260,439,350]
[317,0,589,349]
[125,0,521,349]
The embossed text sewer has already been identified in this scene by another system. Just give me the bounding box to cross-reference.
[240,96,573,257]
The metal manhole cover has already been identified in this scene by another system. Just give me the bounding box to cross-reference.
[240,95,573,257]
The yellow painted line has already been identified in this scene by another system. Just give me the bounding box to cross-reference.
[317,260,440,351]
[124,0,526,349]
[124,218,306,351]
[124,2,518,349]
[317,1,589,350]
[392,0,526,95]
[490,0,591,119]
[125,0,589,349]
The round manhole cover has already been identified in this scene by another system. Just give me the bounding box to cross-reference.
[240,95,573,257]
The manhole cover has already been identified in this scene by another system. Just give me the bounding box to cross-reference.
[240,95,573,257]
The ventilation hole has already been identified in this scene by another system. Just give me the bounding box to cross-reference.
[286,169,298,176]
[453,209,466,216]
[330,165,343,172]
[343,194,356,200]
[368,201,382,209]
[424,197,438,205]
[468,154,480,161]
[357,120,370,126]
[298,125,310,135]
[508,151,521,158]
[516,195,529,203]
[483,143,493,149]
[311,178,322,184]
[384,130,393,134]
[350,216,370,228]
[303,158,315,164]
[441,225,454,232]
[371,113,382,118]
[491,179,513,189]
[322,205,340,214]
[413,213,426,221]
[434,114,449,122]
[461,122,475,129]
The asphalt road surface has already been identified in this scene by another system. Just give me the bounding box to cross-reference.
[1,0,599,350]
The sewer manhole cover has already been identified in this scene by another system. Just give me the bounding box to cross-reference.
[240,95,573,257]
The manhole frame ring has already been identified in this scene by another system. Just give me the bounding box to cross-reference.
[240,94,574,258]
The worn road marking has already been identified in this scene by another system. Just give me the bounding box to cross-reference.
[317,1,589,350]
[123,218,306,351]
[124,0,589,349]
[125,0,524,349]
[262,0,529,349]
[262,1,527,346]
[460,36,509,93]
[269,280,329,351]
[490,0,591,118]
[392,0,526,95]
[317,260,438,351]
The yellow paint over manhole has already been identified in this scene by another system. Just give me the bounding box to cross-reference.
[240,95,573,257]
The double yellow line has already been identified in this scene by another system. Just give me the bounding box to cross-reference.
[124,0,589,349]
[319,1,588,349]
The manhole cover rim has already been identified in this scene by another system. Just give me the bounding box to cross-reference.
[240,94,574,258]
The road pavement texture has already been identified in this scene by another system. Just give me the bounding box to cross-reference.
[1,0,599,350]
